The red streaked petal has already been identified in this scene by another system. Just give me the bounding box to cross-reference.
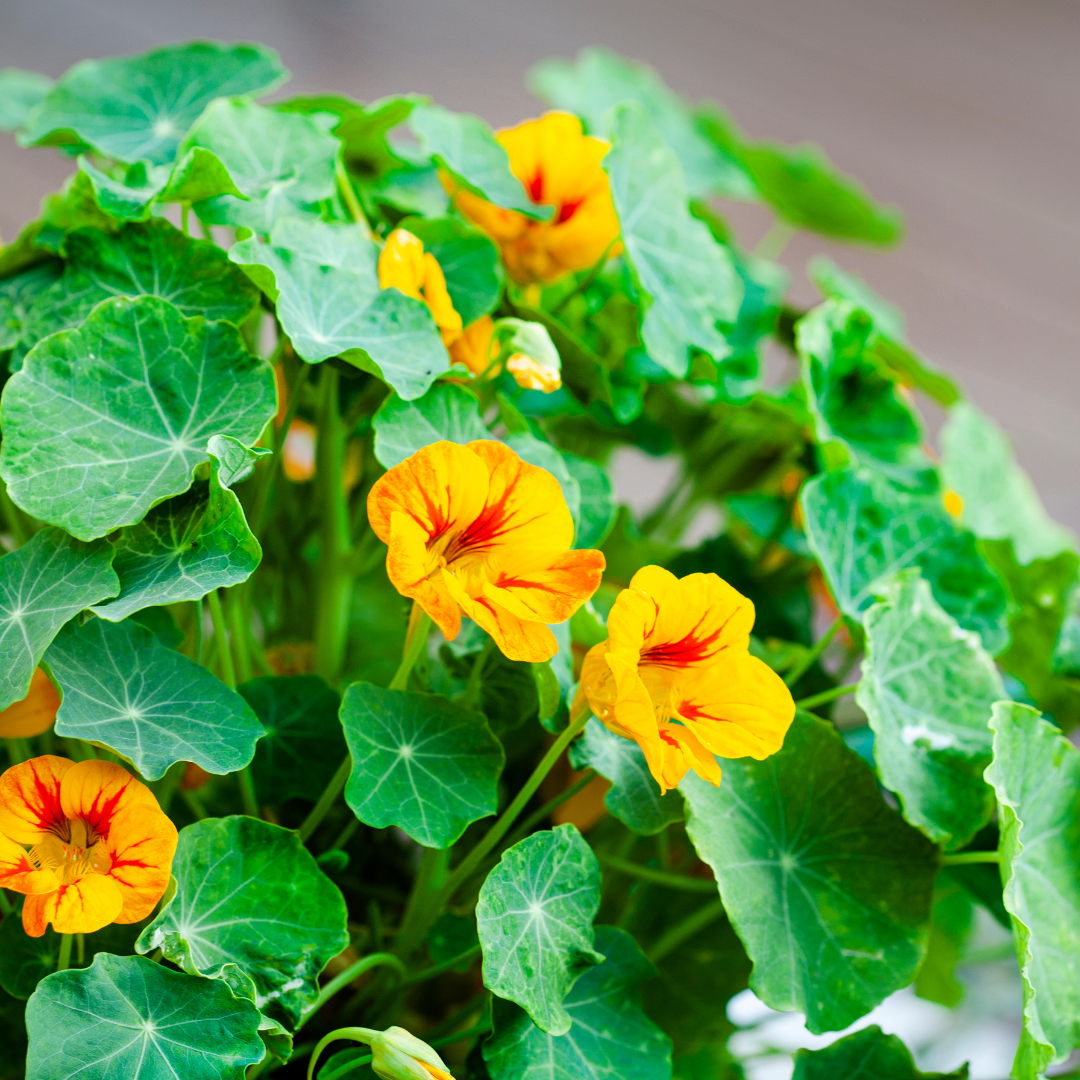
[0,756,74,844]
[386,511,462,640]
[485,548,605,624]
[460,592,558,662]
[0,831,58,895]
[21,874,123,937]
[103,803,178,924]
[60,759,156,842]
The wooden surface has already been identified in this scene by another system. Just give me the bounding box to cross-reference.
[2,0,1077,527]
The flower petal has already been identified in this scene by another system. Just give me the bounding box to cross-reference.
[485,548,605,624]
[0,668,61,739]
[387,510,462,640]
[0,830,59,895]
[448,316,497,378]
[573,642,614,723]
[103,803,179,923]
[60,759,156,842]
[21,873,123,937]
[459,591,557,662]
[0,755,74,844]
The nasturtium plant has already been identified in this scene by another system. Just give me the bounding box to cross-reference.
[0,37,1074,1080]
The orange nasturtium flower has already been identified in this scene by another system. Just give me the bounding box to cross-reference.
[0,668,60,738]
[378,228,464,346]
[573,567,795,792]
[368,440,604,662]
[0,756,178,937]
[449,111,621,286]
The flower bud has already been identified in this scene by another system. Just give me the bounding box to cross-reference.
[369,1027,455,1080]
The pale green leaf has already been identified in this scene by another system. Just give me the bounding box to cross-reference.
[340,682,504,849]
[76,157,170,222]
[484,925,672,1080]
[230,218,447,399]
[20,42,287,164]
[604,102,742,377]
[856,570,1003,849]
[681,710,937,1033]
[561,453,616,549]
[0,526,118,711]
[26,953,264,1080]
[941,402,1074,566]
[372,381,488,468]
[793,1025,968,1079]
[985,702,1080,1078]
[0,68,53,132]
[568,717,683,835]
[800,467,1010,655]
[409,104,548,219]
[137,816,348,1028]
[159,146,247,205]
[477,823,604,1036]
[46,615,264,780]
[0,260,61,352]
[1,295,276,540]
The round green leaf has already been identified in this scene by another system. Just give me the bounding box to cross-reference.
[561,452,616,549]
[0,526,118,712]
[0,68,53,133]
[136,816,349,1028]
[681,710,938,1034]
[0,295,277,541]
[20,42,287,164]
[0,260,61,350]
[857,570,1003,850]
[372,382,489,469]
[477,824,604,1036]
[26,953,264,1080]
[45,615,264,780]
[793,1025,968,1079]
[340,681,504,849]
[484,926,671,1080]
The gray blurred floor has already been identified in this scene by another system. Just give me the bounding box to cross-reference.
[2,0,1078,528]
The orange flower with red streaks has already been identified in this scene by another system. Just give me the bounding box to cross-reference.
[573,566,794,792]
[0,756,178,937]
[367,440,604,662]
[449,112,621,286]
[0,668,60,739]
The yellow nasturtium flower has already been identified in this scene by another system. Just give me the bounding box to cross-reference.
[369,1026,456,1080]
[368,440,604,662]
[378,228,464,346]
[0,756,178,937]
[0,668,60,738]
[450,111,621,285]
[573,567,795,792]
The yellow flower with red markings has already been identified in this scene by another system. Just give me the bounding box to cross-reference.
[0,756,178,937]
[378,228,464,346]
[367,440,604,662]
[449,112,621,285]
[573,566,794,792]
[0,668,60,739]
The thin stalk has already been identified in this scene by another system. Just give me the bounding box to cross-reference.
[550,241,618,315]
[501,769,597,850]
[328,817,360,853]
[941,850,1000,866]
[299,952,407,1029]
[600,855,717,893]
[5,738,31,765]
[57,934,73,972]
[181,203,189,236]
[753,218,798,261]
[297,756,353,844]
[0,482,29,547]
[456,637,494,710]
[227,590,253,684]
[182,789,208,821]
[206,590,236,689]
[795,683,858,711]
[399,944,483,988]
[389,605,432,691]
[192,598,204,665]
[238,767,259,818]
[0,890,12,916]
[335,156,372,235]
[784,615,843,688]
[76,934,85,966]
[647,898,726,963]
[393,846,449,959]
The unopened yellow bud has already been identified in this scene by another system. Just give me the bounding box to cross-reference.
[370,1027,455,1080]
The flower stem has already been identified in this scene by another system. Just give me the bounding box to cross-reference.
[500,769,597,851]
[237,767,259,818]
[227,590,253,684]
[335,157,372,236]
[784,615,844,688]
[393,846,449,959]
[57,934,73,972]
[600,855,717,892]
[191,598,204,665]
[399,943,483,988]
[5,738,31,766]
[753,218,798,261]
[456,637,494,710]
[389,604,432,692]
[941,850,1001,866]
[0,890,12,917]
[206,590,236,689]
[297,755,353,844]
[251,352,309,537]
[646,898,727,963]
[307,1027,381,1080]
[794,683,858,711]
[299,952,407,1030]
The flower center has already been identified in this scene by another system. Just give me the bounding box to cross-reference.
[29,818,109,884]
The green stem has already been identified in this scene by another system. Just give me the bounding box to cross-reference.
[795,683,858,711]
[182,789,208,821]
[5,738,31,766]
[335,156,372,235]
[57,934,73,972]
[309,1021,491,1080]
[307,1027,381,1080]
[328,817,360,853]
[314,366,354,685]
[389,606,432,691]
[753,218,798,261]
[456,637,494,710]
[647,898,726,963]
[192,598,204,665]
[399,943,483,988]
[238,767,259,818]
[501,769,597,850]
[76,933,85,966]
[297,756,353,844]
[0,889,12,917]
[181,203,190,236]
[0,481,29,547]
[227,590,253,685]
[784,615,844,688]
[550,241,618,315]
[600,855,717,893]
[299,952,406,1030]
[941,850,1001,866]
[206,590,236,689]
[393,846,449,959]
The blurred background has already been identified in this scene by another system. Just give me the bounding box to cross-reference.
[0,2,1072,1075]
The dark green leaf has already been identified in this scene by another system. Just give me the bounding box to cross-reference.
[856,570,1003,849]
[915,875,974,1008]
[340,681,504,849]
[428,911,480,971]
[485,925,671,1080]
[231,217,447,399]
[793,1025,968,1079]
[561,453,616,549]
[1,294,276,540]
[20,42,287,164]
[0,68,53,132]
[801,467,1010,654]
[986,702,1080,1078]
[373,381,488,468]
[569,717,683,835]
[681,710,938,1033]
[46,615,264,780]
[130,605,185,649]
[477,824,604,1035]
[26,952,264,1079]
[605,102,742,377]
[0,260,61,350]
[240,674,347,806]
[0,526,118,711]
[137,816,349,1028]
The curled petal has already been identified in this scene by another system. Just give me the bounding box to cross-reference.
[485,549,605,625]
[22,873,123,937]
[507,353,561,393]
[459,590,558,663]
[0,755,73,845]
[639,724,723,794]
[448,316,497,378]
[0,668,60,739]
[572,642,612,722]
[103,803,179,924]
[387,511,461,641]
[60,759,156,842]
[0,831,58,896]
